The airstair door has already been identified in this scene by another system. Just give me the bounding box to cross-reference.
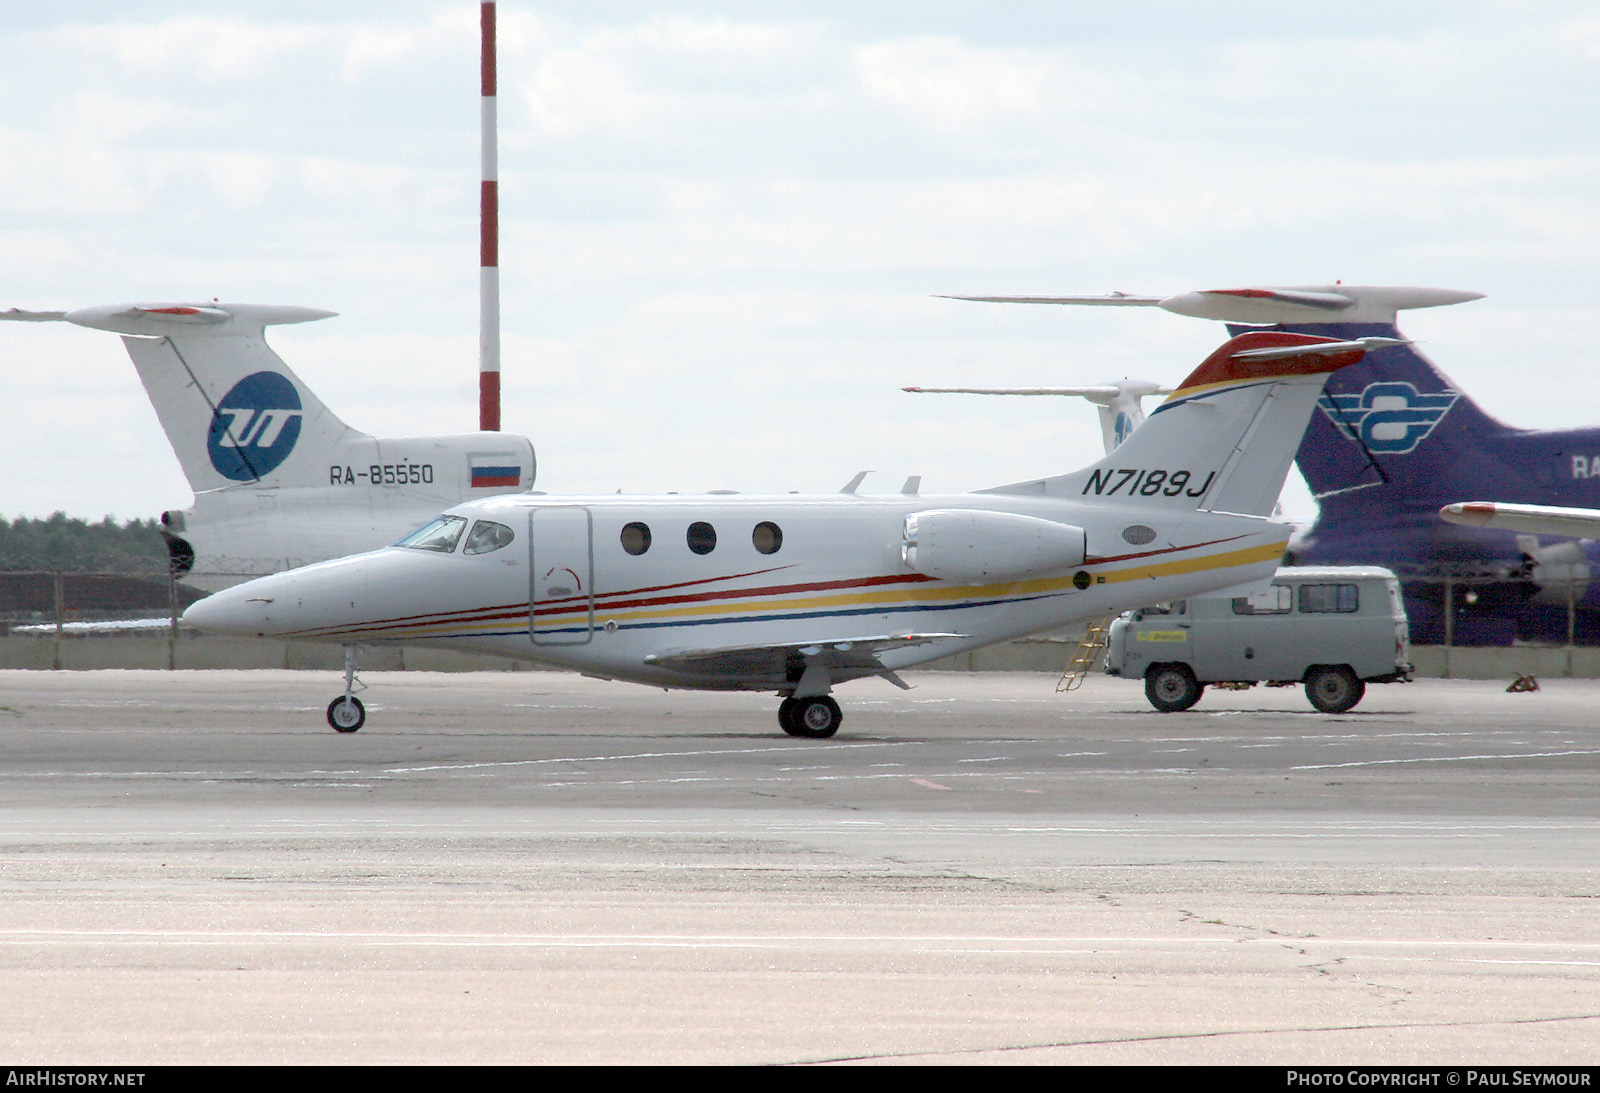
[530,507,594,646]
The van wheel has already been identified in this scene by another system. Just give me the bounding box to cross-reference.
[1145,664,1202,712]
[1305,666,1365,713]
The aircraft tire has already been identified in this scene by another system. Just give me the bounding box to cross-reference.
[1145,664,1202,712]
[778,697,803,737]
[327,696,366,733]
[785,696,842,739]
[1305,666,1364,714]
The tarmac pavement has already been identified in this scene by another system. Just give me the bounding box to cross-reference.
[0,668,1596,1064]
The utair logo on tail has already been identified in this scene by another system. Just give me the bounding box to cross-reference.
[207,371,303,480]
[1316,382,1458,455]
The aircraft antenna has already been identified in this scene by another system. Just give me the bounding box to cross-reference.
[479,2,501,431]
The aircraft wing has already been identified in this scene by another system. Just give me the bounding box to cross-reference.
[643,631,967,690]
[1440,502,1600,540]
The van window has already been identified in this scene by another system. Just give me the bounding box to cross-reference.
[1299,583,1359,613]
[1137,601,1186,619]
[1232,586,1291,615]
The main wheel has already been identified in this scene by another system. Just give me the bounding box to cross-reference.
[778,697,803,737]
[327,695,365,733]
[1305,666,1364,713]
[1145,664,1202,712]
[784,695,842,738]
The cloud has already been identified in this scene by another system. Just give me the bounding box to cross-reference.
[854,36,1108,132]
[517,16,830,136]
[57,16,334,84]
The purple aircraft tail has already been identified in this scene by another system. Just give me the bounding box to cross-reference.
[1236,320,1600,643]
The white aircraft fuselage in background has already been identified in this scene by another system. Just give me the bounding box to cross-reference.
[185,330,1388,738]
[2,303,536,590]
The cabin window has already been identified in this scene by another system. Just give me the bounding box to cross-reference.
[687,521,717,555]
[463,520,515,555]
[1231,586,1291,616]
[395,514,467,553]
[752,521,783,555]
[620,521,652,556]
[1299,583,1359,613]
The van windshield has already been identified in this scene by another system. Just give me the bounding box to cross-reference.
[1136,601,1186,618]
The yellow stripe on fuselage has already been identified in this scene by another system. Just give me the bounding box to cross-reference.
[530,539,1285,627]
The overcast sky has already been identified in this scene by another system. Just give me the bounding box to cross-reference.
[3,1,1598,524]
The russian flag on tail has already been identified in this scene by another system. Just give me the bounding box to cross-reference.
[471,463,520,488]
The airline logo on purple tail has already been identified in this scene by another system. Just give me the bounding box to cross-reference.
[207,372,303,481]
[1317,382,1458,455]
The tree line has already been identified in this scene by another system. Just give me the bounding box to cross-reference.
[0,513,169,575]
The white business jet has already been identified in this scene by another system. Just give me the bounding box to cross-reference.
[2,303,535,590]
[183,329,1395,738]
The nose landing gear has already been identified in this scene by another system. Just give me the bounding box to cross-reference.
[326,646,367,733]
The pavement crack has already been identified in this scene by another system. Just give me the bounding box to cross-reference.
[791,1012,1600,1065]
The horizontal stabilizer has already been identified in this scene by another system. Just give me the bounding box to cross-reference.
[937,292,1162,307]
[2,303,336,336]
[905,379,1172,453]
[1232,336,1409,361]
[65,303,336,336]
[904,382,1171,400]
[942,286,1482,325]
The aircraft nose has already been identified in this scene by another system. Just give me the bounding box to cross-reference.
[182,580,279,637]
[182,555,373,638]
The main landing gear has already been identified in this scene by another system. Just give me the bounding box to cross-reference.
[326,645,367,733]
[778,695,842,738]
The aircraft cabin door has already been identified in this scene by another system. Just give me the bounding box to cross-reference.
[530,506,595,646]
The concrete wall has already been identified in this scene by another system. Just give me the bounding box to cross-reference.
[7,629,1600,680]
[0,631,541,673]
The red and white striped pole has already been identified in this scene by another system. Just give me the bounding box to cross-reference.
[479,1,501,431]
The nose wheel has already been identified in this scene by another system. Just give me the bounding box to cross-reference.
[326,645,368,732]
[778,695,842,738]
[326,696,365,733]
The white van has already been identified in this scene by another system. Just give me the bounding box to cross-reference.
[1104,566,1411,713]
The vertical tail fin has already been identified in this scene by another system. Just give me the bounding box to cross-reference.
[63,304,360,493]
[1232,320,1516,525]
[987,331,1388,515]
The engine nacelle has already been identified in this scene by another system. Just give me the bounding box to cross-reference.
[901,509,1086,583]
[1520,535,1592,606]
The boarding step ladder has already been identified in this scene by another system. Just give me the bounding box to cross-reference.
[1057,615,1114,693]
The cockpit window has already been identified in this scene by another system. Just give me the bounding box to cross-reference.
[464,520,515,555]
[395,514,468,553]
